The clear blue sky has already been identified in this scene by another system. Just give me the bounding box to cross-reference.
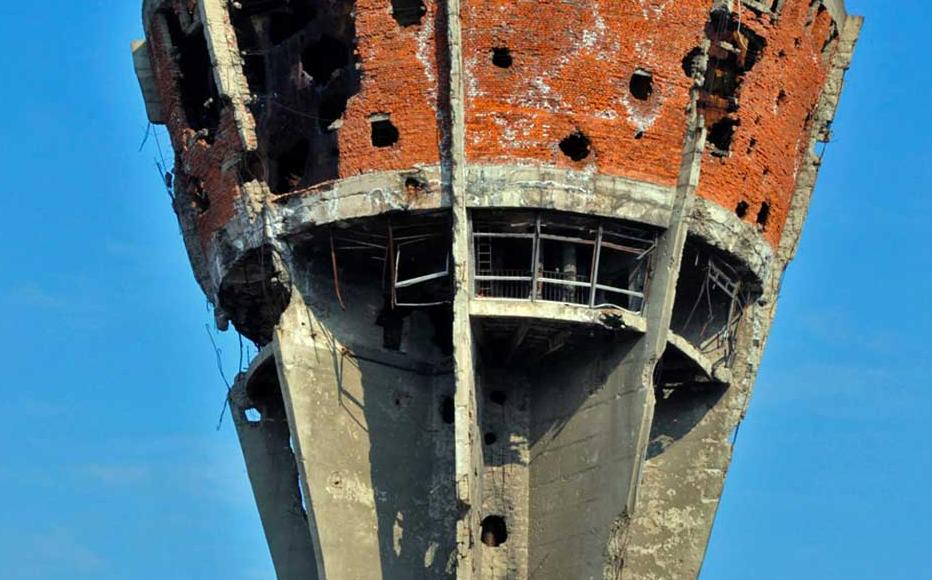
[0,1,926,579]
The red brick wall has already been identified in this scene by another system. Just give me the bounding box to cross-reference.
[462,0,707,185]
[146,4,242,251]
[697,3,837,245]
[338,0,444,177]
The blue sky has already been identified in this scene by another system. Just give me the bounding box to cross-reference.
[0,1,926,579]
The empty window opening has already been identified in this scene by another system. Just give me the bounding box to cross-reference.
[629,70,653,101]
[559,131,591,161]
[481,516,508,547]
[492,47,513,69]
[735,201,749,219]
[162,13,221,134]
[273,139,310,194]
[239,151,266,184]
[708,118,738,156]
[484,432,498,446]
[489,390,507,405]
[245,407,262,423]
[319,87,350,131]
[671,242,747,366]
[756,202,771,228]
[302,35,351,84]
[472,211,656,312]
[440,396,455,424]
[267,5,319,45]
[392,0,426,26]
[371,116,400,147]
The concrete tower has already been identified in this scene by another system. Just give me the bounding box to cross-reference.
[132,0,860,577]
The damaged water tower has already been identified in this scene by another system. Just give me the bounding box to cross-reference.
[131,0,860,577]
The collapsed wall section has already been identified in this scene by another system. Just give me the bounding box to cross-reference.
[696,1,842,245]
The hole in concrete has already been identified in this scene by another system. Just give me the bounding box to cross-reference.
[756,202,771,228]
[559,131,591,161]
[489,390,507,405]
[218,246,291,346]
[302,35,350,84]
[392,0,426,26]
[371,117,400,147]
[708,118,738,156]
[481,516,508,547]
[492,47,513,69]
[484,432,498,446]
[273,139,310,194]
[629,70,653,101]
[245,407,262,423]
[440,396,455,424]
[735,201,749,218]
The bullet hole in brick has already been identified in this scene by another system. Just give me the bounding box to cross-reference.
[757,202,771,228]
[708,118,738,156]
[634,130,645,140]
[273,139,309,194]
[771,0,783,12]
[747,137,757,154]
[559,131,591,161]
[492,47,513,69]
[484,432,498,446]
[371,117,400,148]
[489,390,507,405]
[682,47,703,78]
[763,166,770,176]
[629,70,653,101]
[245,407,262,423]
[794,37,802,48]
[162,12,221,135]
[481,516,508,547]
[303,35,350,84]
[778,49,787,59]
[776,90,788,107]
[392,0,426,26]
[735,201,749,218]
[440,396,455,424]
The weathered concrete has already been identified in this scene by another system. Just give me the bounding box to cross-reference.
[133,0,861,577]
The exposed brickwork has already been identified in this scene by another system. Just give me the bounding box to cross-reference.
[462,0,706,186]
[146,2,243,252]
[339,0,444,177]
[697,2,838,245]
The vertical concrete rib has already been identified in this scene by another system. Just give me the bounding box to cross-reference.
[620,16,862,580]
[197,0,257,149]
[229,349,319,580]
[444,0,481,577]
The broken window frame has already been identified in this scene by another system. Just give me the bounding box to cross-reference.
[677,254,747,366]
[393,235,452,308]
[471,212,657,314]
